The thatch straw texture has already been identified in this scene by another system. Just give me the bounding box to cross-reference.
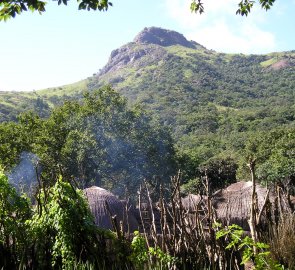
[181,194,206,212]
[182,182,294,230]
[83,186,139,232]
[212,181,275,230]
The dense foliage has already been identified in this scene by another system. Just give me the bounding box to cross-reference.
[0,0,277,21]
[0,86,176,195]
[1,39,295,191]
[0,0,112,21]
[98,46,295,188]
[0,169,31,268]
[0,170,136,269]
[27,176,115,269]
[191,0,276,16]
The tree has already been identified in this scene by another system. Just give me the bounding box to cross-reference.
[180,156,238,195]
[2,86,175,195]
[0,0,276,21]
[27,176,103,269]
[0,121,28,169]
[255,129,295,194]
[0,0,112,21]
[191,0,276,16]
[238,128,295,193]
[0,169,31,269]
[0,86,175,196]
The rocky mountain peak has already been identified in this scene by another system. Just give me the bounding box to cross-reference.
[98,27,205,76]
[133,27,199,49]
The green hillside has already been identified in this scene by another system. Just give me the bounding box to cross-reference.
[1,27,294,184]
[1,27,294,128]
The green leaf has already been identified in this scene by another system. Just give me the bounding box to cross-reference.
[256,242,270,249]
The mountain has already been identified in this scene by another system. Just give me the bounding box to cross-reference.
[133,27,201,48]
[1,27,294,147]
[87,27,295,137]
[1,26,295,185]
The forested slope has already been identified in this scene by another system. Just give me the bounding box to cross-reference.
[0,26,294,190]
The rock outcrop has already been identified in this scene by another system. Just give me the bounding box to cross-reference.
[133,26,199,48]
[99,43,167,75]
[98,27,205,76]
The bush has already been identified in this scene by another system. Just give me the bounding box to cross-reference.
[0,169,31,269]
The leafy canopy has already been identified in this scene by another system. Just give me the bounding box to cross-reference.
[191,0,276,16]
[0,169,31,268]
[0,0,112,21]
[0,86,176,195]
[1,0,276,21]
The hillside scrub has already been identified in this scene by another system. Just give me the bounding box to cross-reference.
[0,30,294,190]
[0,86,294,197]
[0,86,176,196]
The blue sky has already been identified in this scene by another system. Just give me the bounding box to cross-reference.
[1,0,295,91]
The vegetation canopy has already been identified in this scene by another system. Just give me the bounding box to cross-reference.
[191,0,276,16]
[0,86,176,196]
[0,0,112,21]
[0,0,276,20]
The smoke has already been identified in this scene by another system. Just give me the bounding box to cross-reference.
[8,151,40,195]
[70,113,175,197]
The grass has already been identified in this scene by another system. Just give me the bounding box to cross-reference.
[0,79,90,117]
[269,214,295,269]
[37,79,90,97]
[260,57,279,67]
[165,45,200,58]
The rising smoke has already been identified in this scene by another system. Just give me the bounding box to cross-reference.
[8,151,40,196]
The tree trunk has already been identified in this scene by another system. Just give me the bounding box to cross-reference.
[247,158,258,255]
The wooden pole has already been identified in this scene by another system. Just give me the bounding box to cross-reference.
[247,158,258,255]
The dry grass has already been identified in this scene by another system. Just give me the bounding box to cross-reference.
[269,214,295,269]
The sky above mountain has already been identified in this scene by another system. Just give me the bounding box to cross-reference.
[1,0,295,91]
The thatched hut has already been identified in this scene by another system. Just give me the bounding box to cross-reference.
[181,182,294,231]
[83,186,139,232]
[211,182,265,230]
[211,181,294,230]
[181,194,206,212]
[134,202,163,234]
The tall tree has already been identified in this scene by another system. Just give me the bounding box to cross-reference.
[1,86,176,195]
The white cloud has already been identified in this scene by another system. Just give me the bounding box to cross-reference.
[165,0,237,26]
[187,21,276,54]
[165,0,277,54]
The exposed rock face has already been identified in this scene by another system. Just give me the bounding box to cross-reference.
[133,27,198,48]
[99,43,167,75]
[98,27,205,76]
[269,58,295,70]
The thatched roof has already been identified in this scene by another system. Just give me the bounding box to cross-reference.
[83,186,139,232]
[181,182,294,230]
[212,181,277,230]
[290,195,295,205]
[181,194,206,212]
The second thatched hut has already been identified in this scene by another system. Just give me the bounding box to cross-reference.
[83,186,139,233]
